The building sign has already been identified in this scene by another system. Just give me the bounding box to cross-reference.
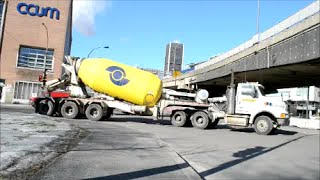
[16,2,60,20]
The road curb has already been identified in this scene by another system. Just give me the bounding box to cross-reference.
[120,123,204,180]
[153,135,204,180]
[289,118,320,130]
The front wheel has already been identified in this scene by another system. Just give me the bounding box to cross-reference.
[254,116,273,135]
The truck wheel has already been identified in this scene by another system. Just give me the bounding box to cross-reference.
[254,116,273,135]
[38,99,54,116]
[61,101,79,119]
[191,111,209,129]
[85,104,103,121]
[209,119,219,128]
[104,108,114,120]
[171,111,187,127]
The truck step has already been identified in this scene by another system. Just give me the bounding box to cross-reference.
[225,114,250,126]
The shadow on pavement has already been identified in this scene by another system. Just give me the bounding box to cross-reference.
[233,146,266,158]
[229,126,298,135]
[92,116,299,135]
[199,135,307,178]
[209,124,297,135]
[84,163,189,180]
[106,116,172,126]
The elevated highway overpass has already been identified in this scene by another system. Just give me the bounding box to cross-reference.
[163,1,320,95]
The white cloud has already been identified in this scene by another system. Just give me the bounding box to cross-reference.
[73,0,112,36]
[172,40,181,43]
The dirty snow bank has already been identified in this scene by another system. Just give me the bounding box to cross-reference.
[0,112,87,179]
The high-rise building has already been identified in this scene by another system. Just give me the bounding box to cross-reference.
[164,42,184,76]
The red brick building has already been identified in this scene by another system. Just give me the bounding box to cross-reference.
[0,0,72,103]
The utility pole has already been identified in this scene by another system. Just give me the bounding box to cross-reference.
[173,46,177,86]
[256,0,261,43]
[41,23,49,88]
[306,86,310,119]
[227,69,235,114]
[0,0,8,57]
[173,46,176,76]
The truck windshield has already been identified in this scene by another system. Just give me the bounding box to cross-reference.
[258,86,265,96]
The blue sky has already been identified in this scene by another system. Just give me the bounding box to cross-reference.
[71,0,315,70]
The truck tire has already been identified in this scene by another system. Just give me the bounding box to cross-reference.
[191,111,210,129]
[209,119,219,128]
[85,104,103,121]
[254,116,273,135]
[38,99,54,116]
[171,111,187,127]
[61,101,79,119]
[104,108,114,120]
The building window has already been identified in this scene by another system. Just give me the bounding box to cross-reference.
[296,88,307,97]
[14,81,41,100]
[0,1,4,26]
[17,46,54,71]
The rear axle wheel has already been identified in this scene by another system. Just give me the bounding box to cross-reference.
[61,101,79,119]
[191,111,209,129]
[171,111,188,127]
[85,104,103,121]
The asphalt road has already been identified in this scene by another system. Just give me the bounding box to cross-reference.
[2,105,320,180]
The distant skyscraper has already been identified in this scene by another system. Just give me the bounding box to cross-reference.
[164,42,184,76]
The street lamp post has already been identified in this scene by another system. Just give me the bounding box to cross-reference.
[87,46,109,58]
[173,46,176,76]
[256,0,261,43]
[41,23,49,88]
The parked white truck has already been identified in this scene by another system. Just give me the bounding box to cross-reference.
[209,81,289,135]
[30,56,289,135]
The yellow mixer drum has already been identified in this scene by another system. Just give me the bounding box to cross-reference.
[77,58,163,107]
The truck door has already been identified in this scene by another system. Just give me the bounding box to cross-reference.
[235,84,258,114]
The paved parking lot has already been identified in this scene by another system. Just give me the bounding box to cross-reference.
[1,105,319,180]
[110,116,320,180]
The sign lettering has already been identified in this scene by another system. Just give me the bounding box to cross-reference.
[16,2,60,20]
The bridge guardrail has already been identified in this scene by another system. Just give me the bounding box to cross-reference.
[195,0,320,71]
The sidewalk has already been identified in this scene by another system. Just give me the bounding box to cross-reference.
[0,111,87,180]
[0,103,31,108]
[289,117,320,130]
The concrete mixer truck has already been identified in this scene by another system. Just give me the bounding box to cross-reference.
[30,56,289,135]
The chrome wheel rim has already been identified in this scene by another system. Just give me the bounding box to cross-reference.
[257,120,268,132]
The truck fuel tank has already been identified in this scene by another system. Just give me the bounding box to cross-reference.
[76,58,162,106]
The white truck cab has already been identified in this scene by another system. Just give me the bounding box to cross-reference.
[225,82,289,135]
